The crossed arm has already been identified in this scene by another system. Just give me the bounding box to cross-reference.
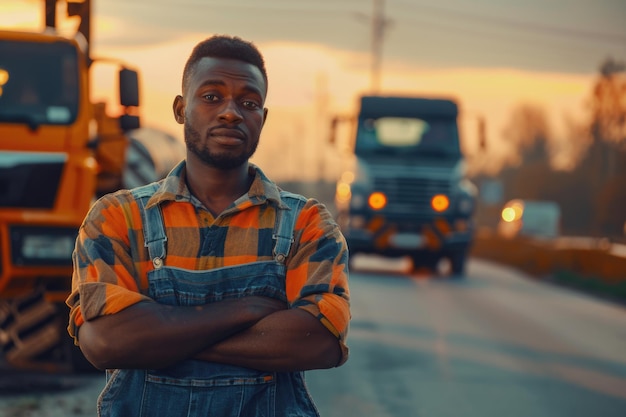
[77,295,341,372]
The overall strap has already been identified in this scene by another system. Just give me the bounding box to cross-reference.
[130,182,167,269]
[273,190,307,264]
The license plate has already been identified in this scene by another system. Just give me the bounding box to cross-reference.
[389,233,424,249]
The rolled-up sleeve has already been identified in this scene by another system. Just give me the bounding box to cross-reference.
[66,193,153,342]
[286,200,351,365]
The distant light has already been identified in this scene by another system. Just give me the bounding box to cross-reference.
[336,182,351,203]
[502,199,525,222]
[501,207,516,222]
[431,194,449,212]
[0,69,8,85]
[0,69,8,96]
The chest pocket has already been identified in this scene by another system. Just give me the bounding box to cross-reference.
[148,262,288,306]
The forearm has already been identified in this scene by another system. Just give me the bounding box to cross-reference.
[196,308,342,372]
[78,297,284,370]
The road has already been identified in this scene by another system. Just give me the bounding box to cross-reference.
[306,256,626,417]
[1,257,625,417]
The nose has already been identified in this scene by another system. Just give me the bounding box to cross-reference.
[218,99,243,124]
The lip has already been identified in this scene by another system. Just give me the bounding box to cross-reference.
[209,128,246,145]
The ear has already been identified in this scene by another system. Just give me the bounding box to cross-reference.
[173,95,185,124]
[261,107,268,128]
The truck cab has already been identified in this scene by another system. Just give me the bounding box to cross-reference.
[333,95,478,275]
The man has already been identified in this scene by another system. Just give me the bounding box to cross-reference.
[67,35,350,417]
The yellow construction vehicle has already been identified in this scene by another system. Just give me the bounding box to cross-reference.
[0,0,184,372]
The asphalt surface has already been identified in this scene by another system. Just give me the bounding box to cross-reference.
[2,257,625,417]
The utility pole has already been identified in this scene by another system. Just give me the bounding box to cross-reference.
[315,72,329,181]
[370,0,390,94]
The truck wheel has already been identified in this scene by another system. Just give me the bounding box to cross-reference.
[411,255,437,274]
[0,291,97,373]
[449,251,467,277]
[0,290,62,370]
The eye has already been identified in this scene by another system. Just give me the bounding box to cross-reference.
[202,94,220,102]
[242,100,261,110]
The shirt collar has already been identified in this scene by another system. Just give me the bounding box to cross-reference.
[145,160,287,209]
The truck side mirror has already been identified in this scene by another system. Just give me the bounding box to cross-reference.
[119,68,139,107]
[120,114,140,131]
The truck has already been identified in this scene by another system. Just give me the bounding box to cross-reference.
[0,0,184,372]
[330,95,480,276]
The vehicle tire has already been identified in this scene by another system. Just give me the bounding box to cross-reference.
[410,254,437,274]
[449,250,467,277]
[0,291,61,369]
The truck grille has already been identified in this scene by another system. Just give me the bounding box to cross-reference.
[373,176,452,213]
[0,152,65,209]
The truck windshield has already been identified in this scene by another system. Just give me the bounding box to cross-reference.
[0,40,79,128]
[355,116,461,158]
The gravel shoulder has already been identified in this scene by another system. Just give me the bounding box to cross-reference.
[0,371,103,417]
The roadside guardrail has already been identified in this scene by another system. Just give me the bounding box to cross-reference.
[470,228,626,303]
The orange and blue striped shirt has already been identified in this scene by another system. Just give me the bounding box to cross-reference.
[67,161,350,363]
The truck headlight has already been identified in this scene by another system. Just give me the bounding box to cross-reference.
[10,226,77,266]
[368,192,387,210]
[431,194,450,212]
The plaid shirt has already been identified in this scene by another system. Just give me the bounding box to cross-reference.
[67,161,350,363]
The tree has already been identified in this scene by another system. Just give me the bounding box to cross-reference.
[582,58,626,180]
[592,58,626,147]
[476,59,626,238]
[580,57,626,237]
[501,103,553,168]
[498,104,553,200]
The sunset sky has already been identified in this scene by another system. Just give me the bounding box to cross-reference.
[2,0,625,180]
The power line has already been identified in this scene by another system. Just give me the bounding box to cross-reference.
[370,0,390,93]
[393,1,626,46]
[102,0,626,49]
[103,0,359,15]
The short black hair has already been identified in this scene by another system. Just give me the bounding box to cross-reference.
[182,35,268,93]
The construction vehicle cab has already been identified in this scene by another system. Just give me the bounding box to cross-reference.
[0,1,183,372]
[0,33,80,130]
[332,95,478,275]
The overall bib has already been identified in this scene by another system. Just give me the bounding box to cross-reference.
[97,185,321,417]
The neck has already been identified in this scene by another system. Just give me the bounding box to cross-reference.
[185,158,252,216]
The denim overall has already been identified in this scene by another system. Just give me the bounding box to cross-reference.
[97,184,321,417]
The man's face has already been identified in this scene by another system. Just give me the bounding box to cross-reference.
[174,57,268,170]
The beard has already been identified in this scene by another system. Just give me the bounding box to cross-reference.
[184,123,258,170]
